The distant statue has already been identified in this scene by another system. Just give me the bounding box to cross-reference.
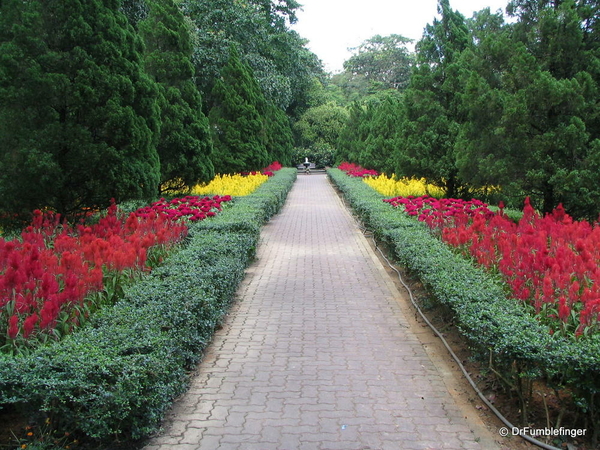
[303,157,311,174]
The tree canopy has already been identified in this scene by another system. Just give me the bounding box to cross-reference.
[0,0,320,225]
[344,34,414,91]
[208,46,270,174]
[0,0,160,220]
[333,0,600,219]
[3,0,600,221]
[181,0,321,117]
[139,0,214,193]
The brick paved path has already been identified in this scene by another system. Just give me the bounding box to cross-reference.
[145,174,497,450]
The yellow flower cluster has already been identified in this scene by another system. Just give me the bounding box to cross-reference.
[191,173,269,197]
[364,174,445,198]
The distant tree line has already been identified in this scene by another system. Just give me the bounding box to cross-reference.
[0,0,322,222]
[331,0,600,219]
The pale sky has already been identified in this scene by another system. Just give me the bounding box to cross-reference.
[291,0,511,73]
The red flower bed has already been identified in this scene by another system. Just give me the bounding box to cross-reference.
[0,195,232,351]
[241,161,282,177]
[262,161,283,176]
[385,195,600,337]
[135,195,231,222]
[384,195,495,228]
[338,162,378,178]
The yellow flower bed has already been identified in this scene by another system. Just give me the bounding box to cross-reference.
[364,174,445,198]
[191,173,269,197]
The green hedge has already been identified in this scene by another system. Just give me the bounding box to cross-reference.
[0,168,297,445]
[328,168,600,434]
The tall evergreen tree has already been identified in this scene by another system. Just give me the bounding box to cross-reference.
[0,0,160,220]
[362,91,404,175]
[336,102,372,165]
[139,0,214,193]
[397,0,471,197]
[208,46,270,174]
[457,3,600,217]
[264,103,294,166]
[454,10,517,197]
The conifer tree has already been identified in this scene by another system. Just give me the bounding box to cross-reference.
[457,3,600,217]
[0,0,160,221]
[208,46,270,174]
[362,92,404,175]
[397,0,471,197]
[336,102,372,165]
[264,103,294,167]
[139,0,214,193]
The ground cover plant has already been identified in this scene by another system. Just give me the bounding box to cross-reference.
[328,167,600,446]
[0,167,296,448]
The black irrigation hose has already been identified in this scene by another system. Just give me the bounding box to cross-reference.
[356,223,562,450]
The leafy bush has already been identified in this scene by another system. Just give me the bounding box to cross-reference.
[0,169,297,446]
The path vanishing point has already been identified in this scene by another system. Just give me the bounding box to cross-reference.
[144,173,503,450]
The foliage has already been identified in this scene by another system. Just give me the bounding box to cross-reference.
[0,0,161,221]
[264,102,294,166]
[343,34,414,91]
[301,76,348,109]
[139,0,215,193]
[120,0,150,28]
[359,91,404,174]
[397,0,471,198]
[328,71,376,104]
[335,90,404,175]
[333,1,600,220]
[335,101,374,165]
[208,46,270,174]
[293,102,349,149]
[181,0,321,117]
[0,169,297,446]
[456,2,600,219]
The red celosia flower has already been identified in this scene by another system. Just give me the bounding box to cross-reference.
[7,315,19,339]
[23,313,38,338]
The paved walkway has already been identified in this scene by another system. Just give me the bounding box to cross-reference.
[145,174,496,450]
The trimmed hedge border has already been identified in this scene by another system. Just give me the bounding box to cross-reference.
[0,168,297,446]
[328,168,600,435]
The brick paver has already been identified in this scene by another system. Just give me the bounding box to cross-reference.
[145,173,498,450]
